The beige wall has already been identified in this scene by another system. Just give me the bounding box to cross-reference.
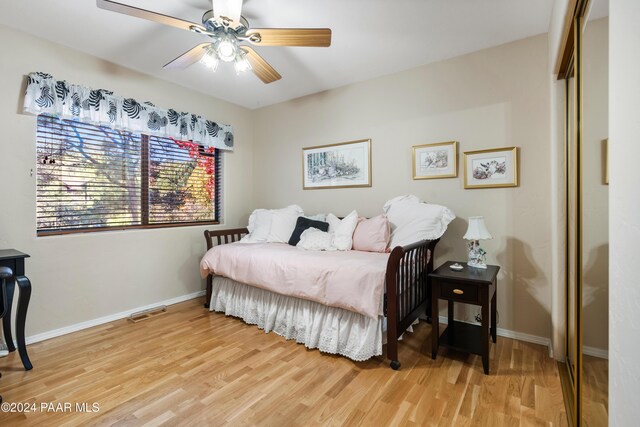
[0,24,255,337]
[582,17,609,353]
[253,34,552,339]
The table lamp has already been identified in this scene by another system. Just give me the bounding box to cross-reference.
[463,216,492,269]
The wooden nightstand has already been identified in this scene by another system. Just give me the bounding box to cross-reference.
[429,261,499,374]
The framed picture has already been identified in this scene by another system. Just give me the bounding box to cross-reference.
[464,147,519,189]
[412,141,458,179]
[302,139,372,190]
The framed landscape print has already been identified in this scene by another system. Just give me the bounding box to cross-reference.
[302,139,372,190]
[464,147,519,189]
[412,141,458,179]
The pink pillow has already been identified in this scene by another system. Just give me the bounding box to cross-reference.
[352,215,391,253]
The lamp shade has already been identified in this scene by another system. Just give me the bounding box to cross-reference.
[463,216,492,240]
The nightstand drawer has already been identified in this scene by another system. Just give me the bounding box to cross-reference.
[440,282,478,302]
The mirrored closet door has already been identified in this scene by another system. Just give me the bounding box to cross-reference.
[581,1,608,424]
[559,0,609,425]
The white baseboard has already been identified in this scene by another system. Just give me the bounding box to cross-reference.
[435,315,552,352]
[582,345,608,359]
[24,290,205,346]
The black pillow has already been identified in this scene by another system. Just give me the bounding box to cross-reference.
[288,216,330,246]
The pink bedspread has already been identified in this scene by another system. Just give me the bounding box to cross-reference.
[200,242,390,319]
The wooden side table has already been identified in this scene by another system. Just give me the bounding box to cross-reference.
[0,249,33,371]
[429,261,499,374]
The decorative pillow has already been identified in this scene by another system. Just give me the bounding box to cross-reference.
[267,205,304,243]
[288,216,330,246]
[383,195,455,248]
[305,213,327,222]
[326,210,359,251]
[352,214,391,253]
[241,205,304,243]
[297,228,334,251]
[241,209,272,242]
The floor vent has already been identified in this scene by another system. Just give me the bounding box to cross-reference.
[128,305,167,323]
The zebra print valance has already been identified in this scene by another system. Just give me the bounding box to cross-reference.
[23,72,234,151]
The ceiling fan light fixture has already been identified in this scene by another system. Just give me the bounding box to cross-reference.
[216,33,238,62]
[234,51,252,75]
[95,0,331,84]
[200,49,220,71]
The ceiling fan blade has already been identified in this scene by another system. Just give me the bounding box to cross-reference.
[245,28,331,47]
[239,46,281,84]
[96,0,206,32]
[164,43,212,69]
[212,0,243,27]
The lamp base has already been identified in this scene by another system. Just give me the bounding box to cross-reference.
[467,260,488,269]
[467,239,488,269]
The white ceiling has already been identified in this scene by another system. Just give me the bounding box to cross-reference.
[0,0,556,109]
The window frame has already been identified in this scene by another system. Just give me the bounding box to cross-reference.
[36,118,221,237]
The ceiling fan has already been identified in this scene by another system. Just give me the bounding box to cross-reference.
[96,0,332,84]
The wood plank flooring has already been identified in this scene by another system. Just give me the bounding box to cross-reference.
[582,355,608,426]
[0,299,567,426]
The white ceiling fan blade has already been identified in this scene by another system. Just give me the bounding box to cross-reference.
[212,0,243,27]
[163,43,212,69]
[96,0,205,32]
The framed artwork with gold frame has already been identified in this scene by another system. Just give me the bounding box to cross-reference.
[412,141,458,180]
[302,139,372,190]
[463,147,519,189]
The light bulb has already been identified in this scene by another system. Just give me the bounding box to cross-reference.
[234,53,252,74]
[216,34,237,62]
[200,52,219,71]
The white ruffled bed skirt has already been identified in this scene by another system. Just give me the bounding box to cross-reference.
[209,276,385,361]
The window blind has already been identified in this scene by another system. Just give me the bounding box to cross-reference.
[36,115,219,235]
[148,135,216,224]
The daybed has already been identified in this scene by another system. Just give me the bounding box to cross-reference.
[201,228,439,370]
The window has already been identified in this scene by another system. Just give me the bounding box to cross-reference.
[36,115,220,235]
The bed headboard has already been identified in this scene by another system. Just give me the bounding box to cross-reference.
[204,228,248,250]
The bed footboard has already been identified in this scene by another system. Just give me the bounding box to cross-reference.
[203,228,248,308]
[385,238,439,370]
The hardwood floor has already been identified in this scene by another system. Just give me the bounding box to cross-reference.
[582,355,608,426]
[0,299,567,426]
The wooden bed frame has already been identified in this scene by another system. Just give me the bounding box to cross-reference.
[203,228,439,370]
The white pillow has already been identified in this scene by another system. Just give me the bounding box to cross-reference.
[383,194,421,213]
[384,195,455,248]
[297,228,334,251]
[241,209,272,242]
[326,210,359,251]
[241,205,304,243]
[267,205,304,243]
